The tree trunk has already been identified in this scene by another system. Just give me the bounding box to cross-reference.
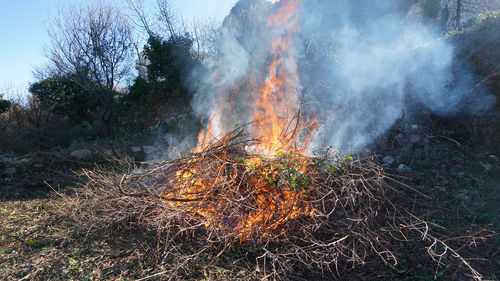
[98,108,112,137]
[456,0,462,28]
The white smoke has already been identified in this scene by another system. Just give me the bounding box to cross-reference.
[189,0,495,153]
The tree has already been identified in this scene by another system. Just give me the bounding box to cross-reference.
[44,1,133,136]
[126,0,219,62]
[144,34,196,87]
[126,34,197,104]
[456,0,462,28]
[29,76,98,123]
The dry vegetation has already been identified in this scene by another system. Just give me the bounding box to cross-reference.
[38,129,493,281]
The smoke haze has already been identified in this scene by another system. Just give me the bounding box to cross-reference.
[189,0,495,153]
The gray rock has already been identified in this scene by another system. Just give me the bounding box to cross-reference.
[4,167,16,174]
[33,164,43,169]
[480,162,492,171]
[397,164,411,173]
[102,149,113,156]
[383,156,395,164]
[70,149,93,160]
[130,147,142,153]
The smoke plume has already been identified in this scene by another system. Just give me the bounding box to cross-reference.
[189,0,495,153]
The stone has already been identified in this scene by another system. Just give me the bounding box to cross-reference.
[102,149,113,156]
[409,134,422,144]
[33,164,43,169]
[383,156,395,164]
[397,164,411,173]
[480,162,492,171]
[70,149,93,160]
[4,167,16,174]
[130,147,142,153]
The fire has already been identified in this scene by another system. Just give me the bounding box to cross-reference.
[168,147,315,241]
[197,0,310,156]
[252,0,302,155]
[165,0,316,241]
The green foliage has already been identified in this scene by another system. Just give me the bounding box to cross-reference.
[29,76,99,124]
[126,76,150,102]
[0,94,10,113]
[117,34,201,139]
[145,34,196,87]
[124,34,197,106]
[245,153,312,193]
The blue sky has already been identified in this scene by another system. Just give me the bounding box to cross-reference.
[0,0,239,97]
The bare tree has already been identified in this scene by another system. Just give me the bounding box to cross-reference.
[126,0,180,38]
[189,17,220,62]
[45,1,133,136]
[156,0,181,38]
[126,0,220,62]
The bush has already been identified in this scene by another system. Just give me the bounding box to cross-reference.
[29,76,99,124]
[0,95,96,154]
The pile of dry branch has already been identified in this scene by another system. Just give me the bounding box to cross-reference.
[63,130,487,280]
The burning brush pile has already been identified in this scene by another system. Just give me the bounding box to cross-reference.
[76,127,401,279]
[121,126,387,247]
[71,123,483,280]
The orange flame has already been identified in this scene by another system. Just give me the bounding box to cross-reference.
[168,0,316,241]
[253,0,301,154]
[196,0,311,156]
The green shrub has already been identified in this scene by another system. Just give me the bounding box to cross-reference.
[29,76,99,124]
